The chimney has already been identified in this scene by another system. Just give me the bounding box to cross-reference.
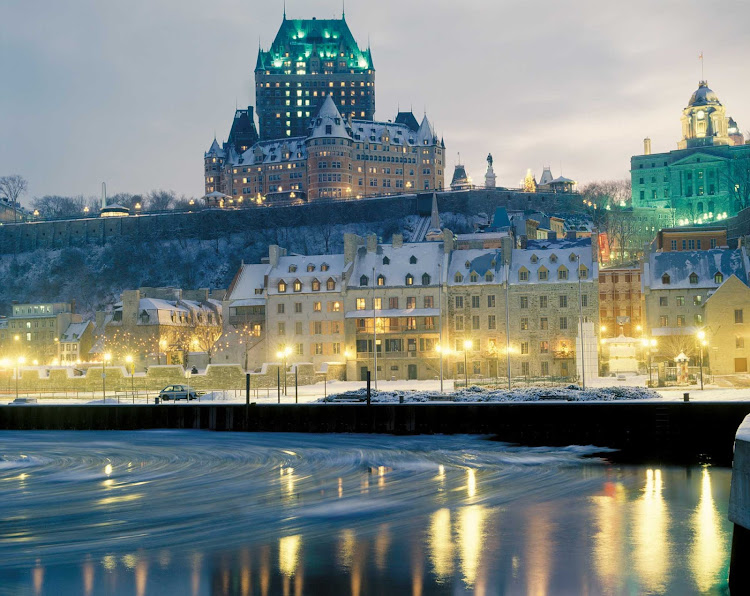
[591,232,599,263]
[95,311,106,330]
[269,245,286,267]
[501,236,513,264]
[366,234,378,253]
[344,233,364,265]
[392,233,403,248]
[442,228,454,253]
[643,137,652,155]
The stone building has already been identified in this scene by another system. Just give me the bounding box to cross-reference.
[97,288,223,367]
[641,247,750,352]
[205,96,444,204]
[254,12,375,140]
[2,302,80,363]
[58,321,94,364]
[653,226,728,252]
[598,266,643,338]
[632,80,750,221]
[506,238,599,380]
[344,233,446,382]
[264,246,348,370]
[703,275,750,374]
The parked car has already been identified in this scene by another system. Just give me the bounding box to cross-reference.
[7,397,38,405]
[158,385,198,401]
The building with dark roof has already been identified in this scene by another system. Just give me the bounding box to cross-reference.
[255,12,374,140]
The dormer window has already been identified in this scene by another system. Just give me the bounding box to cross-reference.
[662,274,671,285]
[405,274,414,286]
[578,266,588,279]
[558,266,569,280]
[465,261,471,269]
[569,253,577,262]
[454,273,463,283]
[360,275,369,286]
[470,272,479,283]
[307,264,315,272]
[714,272,724,284]
[325,125,332,135]
[485,271,494,282]
[278,280,287,293]
[377,274,386,286]
[422,273,431,285]
[689,272,698,284]
[289,265,297,272]
[382,256,390,265]
[550,254,557,263]
[311,279,321,291]
[326,278,336,290]
[410,255,417,264]
[519,268,529,281]
[321,263,329,271]
[531,255,538,263]
[293,280,302,292]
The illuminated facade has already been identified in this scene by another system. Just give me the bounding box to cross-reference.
[255,13,374,140]
[631,80,750,222]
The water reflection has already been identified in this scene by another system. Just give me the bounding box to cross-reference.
[0,432,734,595]
[690,467,727,592]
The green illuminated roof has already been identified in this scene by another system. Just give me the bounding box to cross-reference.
[256,17,372,72]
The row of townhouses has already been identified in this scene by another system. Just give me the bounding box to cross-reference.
[217,229,600,382]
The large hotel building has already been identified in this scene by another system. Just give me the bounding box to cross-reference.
[204,13,445,206]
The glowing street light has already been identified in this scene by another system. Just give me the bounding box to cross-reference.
[125,355,135,398]
[463,340,472,388]
[276,346,292,396]
[696,330,707,390]
[642,338,657,386]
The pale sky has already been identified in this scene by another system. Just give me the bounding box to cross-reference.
[2,0,749,203]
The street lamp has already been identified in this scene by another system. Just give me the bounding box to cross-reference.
[102,353,111,402]
[125,355,135,398]
[697,330,707,390]
[436,344,450,393]
[276,346,292,396]
[15,356,25,401]
[463,340,472,388]
[641,338,657,386]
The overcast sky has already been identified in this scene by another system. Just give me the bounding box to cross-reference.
[2,0,749,204]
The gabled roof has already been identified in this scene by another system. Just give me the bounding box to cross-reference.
[703,274,750,307]
[447,249,505,285]
[308,96,351,140]
[417,115,437,144]
[227,263,271,301]
[394,111,420,132]
[60,321,92,343]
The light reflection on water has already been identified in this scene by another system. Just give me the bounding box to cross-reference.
[0,431,732,595]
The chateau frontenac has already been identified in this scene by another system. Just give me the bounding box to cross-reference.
[204,13,445,206]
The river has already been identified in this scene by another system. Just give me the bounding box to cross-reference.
[0,431,732,595]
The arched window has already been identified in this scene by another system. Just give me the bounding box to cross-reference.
[360,275,369,286]
[410,255,417,264]
[311,279,321,291]
[293,279,302,292]
[326,278,336,290]
[377,274,386,286]
[714,272,724,284]
[454,272,463,283]
[422,273,431,285]
[278,280,287,292]
[689,272,698,284]
[661,273,670,285]
[405,274,414,286]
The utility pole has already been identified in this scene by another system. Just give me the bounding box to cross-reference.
[505,267,511,390]
[372,266,377,390]
[438,262,443,393]
[577,254,586,390]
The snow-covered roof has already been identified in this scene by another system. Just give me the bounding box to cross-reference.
[447,249,506,286]
[60,321,92,343]
[417,114,437,144]
[538,166,554,186]
[351,119,419,146]
[233,137,306,167]
[267,254,347,296]
[644,248,750,290]
[227,264,270,301]
[308,96,351,140]
[349,242,444,289]
[510,238,597,283]
[205,138,225,158]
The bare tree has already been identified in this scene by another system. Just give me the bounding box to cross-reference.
[32,195,87,218]
[190,324,223,364]
[146,190,176,211]
[0,175,28,223]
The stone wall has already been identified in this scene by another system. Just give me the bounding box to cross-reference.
[0,361,346,394]
[0,189,580,255]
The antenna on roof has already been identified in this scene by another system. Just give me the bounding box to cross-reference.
[283,0,286,20]
[342,0,345,18]
[699,50,704,80]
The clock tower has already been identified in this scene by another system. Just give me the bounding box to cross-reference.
[678,81,730,149]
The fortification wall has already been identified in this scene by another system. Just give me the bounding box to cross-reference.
[0,190,580,255]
